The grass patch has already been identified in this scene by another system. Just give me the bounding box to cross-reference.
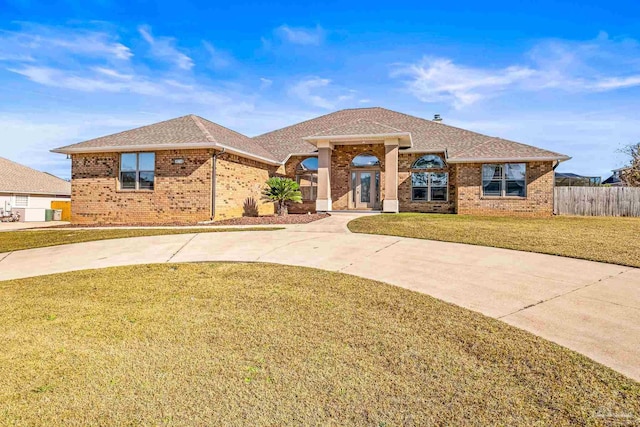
[0,263,638,425]
[0,227,282,253]
[348,213,640,268]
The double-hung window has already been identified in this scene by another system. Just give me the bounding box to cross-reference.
[411,154,448,202]
[482,163,526,197]
[411,172,449,201]
[120,153,155,190]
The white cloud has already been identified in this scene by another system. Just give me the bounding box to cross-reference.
[138,25,193,70]
[395,33,640,109]
[585,76,640,91]
[202,41,233,69]
[8,65,249,109]
[92,67,134,80]
[394,58,535,109]
[288,77,357,109]
[2,23,255,116]
[0,23,132,63]
[275,25,325,46]
[259,77,273,89]
[0,53,34,61]
[289,77,335,109]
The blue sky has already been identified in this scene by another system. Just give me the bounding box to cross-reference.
[1,0,639,180]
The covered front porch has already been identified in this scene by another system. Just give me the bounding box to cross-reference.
[302,120,412,213]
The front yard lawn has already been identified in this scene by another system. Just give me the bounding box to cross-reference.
[348,213,640,268]
[0,227,282,253]
[0,263,637,425]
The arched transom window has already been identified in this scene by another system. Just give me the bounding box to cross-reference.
[296,157,318,200]
[412,154,445,169]
[351,153,380,168]
[411,155,448,202]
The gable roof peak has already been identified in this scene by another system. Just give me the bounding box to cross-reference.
[188,114,216,142]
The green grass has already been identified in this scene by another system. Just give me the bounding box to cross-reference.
[0,263,638,425]
[0,227,282,253]
[348,213,640,268]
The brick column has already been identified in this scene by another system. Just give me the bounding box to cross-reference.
[316,144,333,211]
[383,138,399,213]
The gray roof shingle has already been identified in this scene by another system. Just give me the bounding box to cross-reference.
[310,119,405,137]
[252,107,569,162]
[0,157,71,195]
[53,108,569,165]
[54,115,278,162]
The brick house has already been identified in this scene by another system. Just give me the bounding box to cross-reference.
[52,107,570,224]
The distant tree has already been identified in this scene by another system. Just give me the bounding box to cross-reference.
[620,142,640,187]
[263,177,302,216]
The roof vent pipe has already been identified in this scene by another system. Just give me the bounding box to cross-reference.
[433,114,442,122]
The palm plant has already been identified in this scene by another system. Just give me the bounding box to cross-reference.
[263,177,302,216]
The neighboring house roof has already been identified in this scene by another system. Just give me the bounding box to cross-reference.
[555,172,600,179]
[252,107,570,163]
[52,108,570,166]
[52,115,279,164]
[603,167,631,186]
[603,174,626,186]
[0,157,71,196]
[602,176,621,185]
[555,172,602,187]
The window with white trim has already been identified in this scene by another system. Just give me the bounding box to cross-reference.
[482,163,527,197]
[411,155,448,202]
[120,153,155,190]
[411,172,448,201]
[295,157,318,201]
[14,195,29,207]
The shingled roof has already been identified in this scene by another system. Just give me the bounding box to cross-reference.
[53,115,278,163]
[309,119,405,137]
[0,157,70,196]
[52,108,569,165]
[252,107,570,163]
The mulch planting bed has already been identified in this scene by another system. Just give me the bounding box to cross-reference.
[210,213,329,226]
[46,213,329,228]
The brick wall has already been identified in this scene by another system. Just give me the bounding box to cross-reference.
[71,149,277,224]
[398,152,456,213]
[71,150,213,224]
[456,161,555,216]
[214,154,277,219]
[283,155,317,214]
[331,143,386,210]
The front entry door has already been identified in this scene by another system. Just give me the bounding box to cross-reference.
[352,171,379,209]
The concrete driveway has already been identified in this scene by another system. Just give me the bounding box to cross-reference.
[0,213,638,381]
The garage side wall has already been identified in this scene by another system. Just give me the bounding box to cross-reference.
[71,149,213,224]
[214,154,277,219]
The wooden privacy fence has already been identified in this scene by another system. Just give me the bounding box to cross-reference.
[554,186,640,217]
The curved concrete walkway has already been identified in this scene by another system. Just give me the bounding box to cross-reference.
[1,213,638,381]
